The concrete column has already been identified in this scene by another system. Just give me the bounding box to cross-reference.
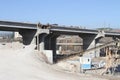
[38,34,59,63]
[50,35,58,62]
[44,34,53,50]
[39,33,48,51]
[45,35,59,62]
[44,34,59,63]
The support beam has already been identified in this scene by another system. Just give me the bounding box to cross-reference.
[79,31,105,58]
[81,34,96,50]
[19,29,37,45]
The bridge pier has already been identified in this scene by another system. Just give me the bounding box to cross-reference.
[36,29,49,50]
[36,29,60,63]
[44,34,59,63]
[50,35,59,62]
[44,34,53,50]
[80,31,105,58]
[38,33,48,51]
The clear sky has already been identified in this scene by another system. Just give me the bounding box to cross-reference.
[0,0,120,29]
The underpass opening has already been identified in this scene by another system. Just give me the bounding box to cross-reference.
[56,35,83,62]
[0,31,16,43]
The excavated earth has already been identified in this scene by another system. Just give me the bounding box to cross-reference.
[0,42,119,80]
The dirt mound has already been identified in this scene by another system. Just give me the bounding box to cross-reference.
[0,43,108,80]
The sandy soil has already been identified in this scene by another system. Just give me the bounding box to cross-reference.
[0,42,111,80]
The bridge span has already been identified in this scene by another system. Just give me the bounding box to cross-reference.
[0,20,120,63]
[0,20,120,35]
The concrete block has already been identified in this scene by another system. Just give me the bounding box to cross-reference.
[43,50,53,64]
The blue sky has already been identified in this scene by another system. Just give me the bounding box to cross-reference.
[0,0,120,29]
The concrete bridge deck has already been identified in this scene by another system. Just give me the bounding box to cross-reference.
[0,20,120,36]
[0,20,37,31]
